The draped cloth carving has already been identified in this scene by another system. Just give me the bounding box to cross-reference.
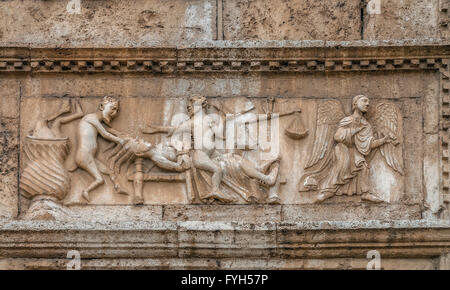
[298,96,404,203]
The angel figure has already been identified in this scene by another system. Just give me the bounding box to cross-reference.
[298,95,404,203]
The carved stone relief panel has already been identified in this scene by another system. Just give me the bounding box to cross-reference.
[18,93,418,219]
[2,44,440,221]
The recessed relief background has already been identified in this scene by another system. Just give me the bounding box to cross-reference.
[19,95,413,209]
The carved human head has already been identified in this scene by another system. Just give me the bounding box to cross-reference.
[187,95,207,117]
[352,95,370,113]
[99,96,120,125]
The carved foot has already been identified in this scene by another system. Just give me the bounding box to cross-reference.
[114,184,130,196]
[314,192,334,203]
[133,196,144,205]
[266,194,281,204]
[361,193,384,203]
[81,190,90,203]
[248,196,259,204]
[202,191,236,204]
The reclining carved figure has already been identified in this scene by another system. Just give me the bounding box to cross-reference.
[146,96,282,204]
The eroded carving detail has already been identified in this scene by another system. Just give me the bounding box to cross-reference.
[299,95,403,203]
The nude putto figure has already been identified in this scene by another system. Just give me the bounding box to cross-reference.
[74,96,126,201]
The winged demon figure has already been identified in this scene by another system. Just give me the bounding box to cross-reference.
[298,95,404,203]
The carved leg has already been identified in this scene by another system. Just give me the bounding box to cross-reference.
[133,157,145,205]
[184,169,195,203]
[266,173,281,204]
[77,158,104,202]
[240,159,280,187]
[361,193,384,203]
[143,149,185,172]
[314,191,335,203]
[192,150,223,198]
[257,157,280,173]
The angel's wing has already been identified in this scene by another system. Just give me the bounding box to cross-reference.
[373,102,404,175]
[305,100,345,169]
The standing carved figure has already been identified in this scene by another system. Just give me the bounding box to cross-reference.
[299,95,404,203]
[73,96,125,202]
[20,99,83,220]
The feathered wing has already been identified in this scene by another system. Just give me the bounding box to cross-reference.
[372,102,404,175]
[305,100,345,169]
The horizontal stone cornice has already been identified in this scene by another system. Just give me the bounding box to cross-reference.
[0,43,449,74]
[0,220,448,261]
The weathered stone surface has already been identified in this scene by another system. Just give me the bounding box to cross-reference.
[0,0,216,47]
[0,79,20,218]
[0,220,448,269]
[223,0,362,41]
[164,205,281,222]
[364,0,440,40]
[18,205,163,222]
[0,118,19,219]
[0,79,20,119]
[0,45,442,227]
[281,204,421,222]
[0,0,449,270]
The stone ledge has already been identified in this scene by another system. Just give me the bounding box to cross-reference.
[0,220,448,267]
[0,257,442,270]
[15,204,422,223]
[0,43,448,74]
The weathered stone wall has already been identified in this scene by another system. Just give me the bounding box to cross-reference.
[0,78,20,219]
[0,0,217,47]
[0,0,449,269]
[0,0,447,47]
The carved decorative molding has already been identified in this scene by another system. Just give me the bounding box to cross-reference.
[0,46,449,73]
[440,0,450,39]
[0,220,448,269]
[441,58,450,214]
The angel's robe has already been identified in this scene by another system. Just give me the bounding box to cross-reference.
[301,114,375,196]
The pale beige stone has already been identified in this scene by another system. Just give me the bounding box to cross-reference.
[0,79,20,119]
[0,118,18,219]
[364,0,439,40]
[17,94,415,209]
[0,0,216,47]
[0,0,448,270]
[223,0,362,41]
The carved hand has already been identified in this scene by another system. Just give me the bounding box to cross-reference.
[177,154,191,170]
[117,136,132,147]
[383,134,400,146]
[118,138,126,146]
